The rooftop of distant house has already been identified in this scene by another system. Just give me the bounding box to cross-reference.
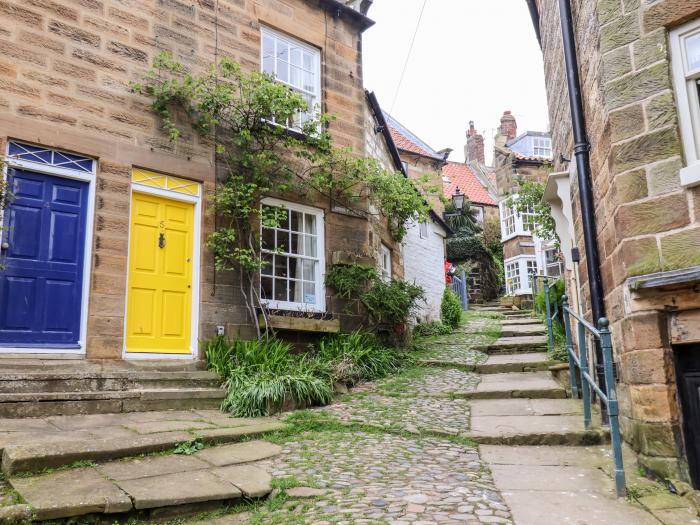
[506,130,553,161]
[383,112,446,161]
[443,162,497,207]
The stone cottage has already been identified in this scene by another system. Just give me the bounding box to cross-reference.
[528,0,700,487]
[491,110,557,296]
[0,0,411,415]
[364,92,450,323]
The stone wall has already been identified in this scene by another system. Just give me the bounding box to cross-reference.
[536,0,700,482]
[0,0,378,358]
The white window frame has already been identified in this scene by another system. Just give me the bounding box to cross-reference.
[419,221,429,239]
[260,198,326,313]
[380,243,392,281]
[499,195,537,241]
[533,136,552,158]
[261,27,321,131]
[504,255,539,295]
[471,205,484,225]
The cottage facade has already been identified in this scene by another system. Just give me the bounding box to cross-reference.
[529,0,700,486]
[0,0,395,361]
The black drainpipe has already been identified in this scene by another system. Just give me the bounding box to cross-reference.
[557,0,608,420]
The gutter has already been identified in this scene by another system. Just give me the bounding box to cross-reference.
[558,0,608,417]
[366,90,453,236]
[318,0,375,31]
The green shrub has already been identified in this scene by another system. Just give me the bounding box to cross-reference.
[413,321,452,337]
[535,278,565,314]
[324,264,378,299]
[441,289,462,328]
[203,336,235,378]
[361,279,425,327]
[310,331,409,386]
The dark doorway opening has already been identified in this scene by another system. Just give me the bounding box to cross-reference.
[674,344,700,488]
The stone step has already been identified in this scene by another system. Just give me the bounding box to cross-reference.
[2,417,286,475]
[475,335,548,354]
[500,324,546,337]
[8,440,281,521]
[0,370,221,393]
[476,353,556,374]
[0,358,207,373]
[468,398,608,445]
[453,371,567,400]
[500,317,541,325]
[0,388,226,418]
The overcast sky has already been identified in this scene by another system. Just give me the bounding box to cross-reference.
[363,0,550,165]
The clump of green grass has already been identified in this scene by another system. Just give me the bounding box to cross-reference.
[412,321,452,337]
[204,332,410,418]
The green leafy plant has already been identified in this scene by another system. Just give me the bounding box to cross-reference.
[324,264,378,299]
[535,279,567,361]
[174,439,205,455]
[361,279,425,328]
[134,53,431,337]
[203,336,235,378]
[412,321,452,337]
[506,180,558,244]
[441,289,462,329]
[310,331,410,386]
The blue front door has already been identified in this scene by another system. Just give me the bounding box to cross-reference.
[0,169,89,347]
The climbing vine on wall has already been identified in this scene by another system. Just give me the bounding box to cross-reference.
[505,180,558,244]
[133,53,429,337]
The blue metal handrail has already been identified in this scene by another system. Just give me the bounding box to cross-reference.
[561,294,626,498]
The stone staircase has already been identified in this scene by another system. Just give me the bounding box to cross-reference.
[0,359,225,418]
[467,306,608,446]
[0,410,286,522]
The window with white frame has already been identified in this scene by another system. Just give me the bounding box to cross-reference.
[260,199,325,311]
[419,221,429,239]
[471,206,484,225]
[671,20,700,187]
[521,203,536,233]
[532,136,552,157]
[380,244,392,281]
[545,248,563,278]
[261,27,321,129]
[505,261,521,294]
[501,202,516,237]
[504,256,538,295]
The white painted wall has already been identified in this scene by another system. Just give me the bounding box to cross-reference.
[402,219,447,323]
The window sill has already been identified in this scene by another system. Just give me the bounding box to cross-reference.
[259,314,340,333]
[680,163,700,187]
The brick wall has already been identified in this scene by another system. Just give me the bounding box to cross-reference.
[0,0,375,357]
[536,0,700,481]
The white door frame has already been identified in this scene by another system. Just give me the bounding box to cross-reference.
[0,147,96,356]
[122,181,202,360]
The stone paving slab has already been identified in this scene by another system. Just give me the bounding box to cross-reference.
[469,415,598,445]
[10,467,132,520]
[476,336,548,354]
[196,421,287,444]
[455,372,566,399]
[470,398,583,417]
[2,431,192,475]
[500,324,546,337]
[212,464,273,498]
[476,352,554,374]
[125,420,217,434]
[481,446,662,525]
[195,440,282,466]
[99,454,211,481]
[116,470,243,510]
[497,318,540,325]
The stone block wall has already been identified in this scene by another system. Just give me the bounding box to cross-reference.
[536,0,700,481]
[0,0,381,358]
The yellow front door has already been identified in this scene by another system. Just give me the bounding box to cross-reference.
[125,192,195,354]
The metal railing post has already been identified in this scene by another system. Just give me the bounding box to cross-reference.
[543,276,554,352]
[462,270,469,311]
[577,319,592,429]
[562,295,578,399]
[599,317,626,498]
[532,275,539,314]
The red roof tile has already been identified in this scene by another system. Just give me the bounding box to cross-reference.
[389,127,439,158]
[443,162,496,207]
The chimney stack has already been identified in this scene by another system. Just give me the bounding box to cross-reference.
[498,110,517,141]
[465,120,485,164]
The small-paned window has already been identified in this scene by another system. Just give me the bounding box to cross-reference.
[501,203,516,237]
[505,261,520,294]
[380,244,392,281]
[532,136,552,158]
[261,27,321,130]
[260,199,325,311]
[671,19,700,186]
